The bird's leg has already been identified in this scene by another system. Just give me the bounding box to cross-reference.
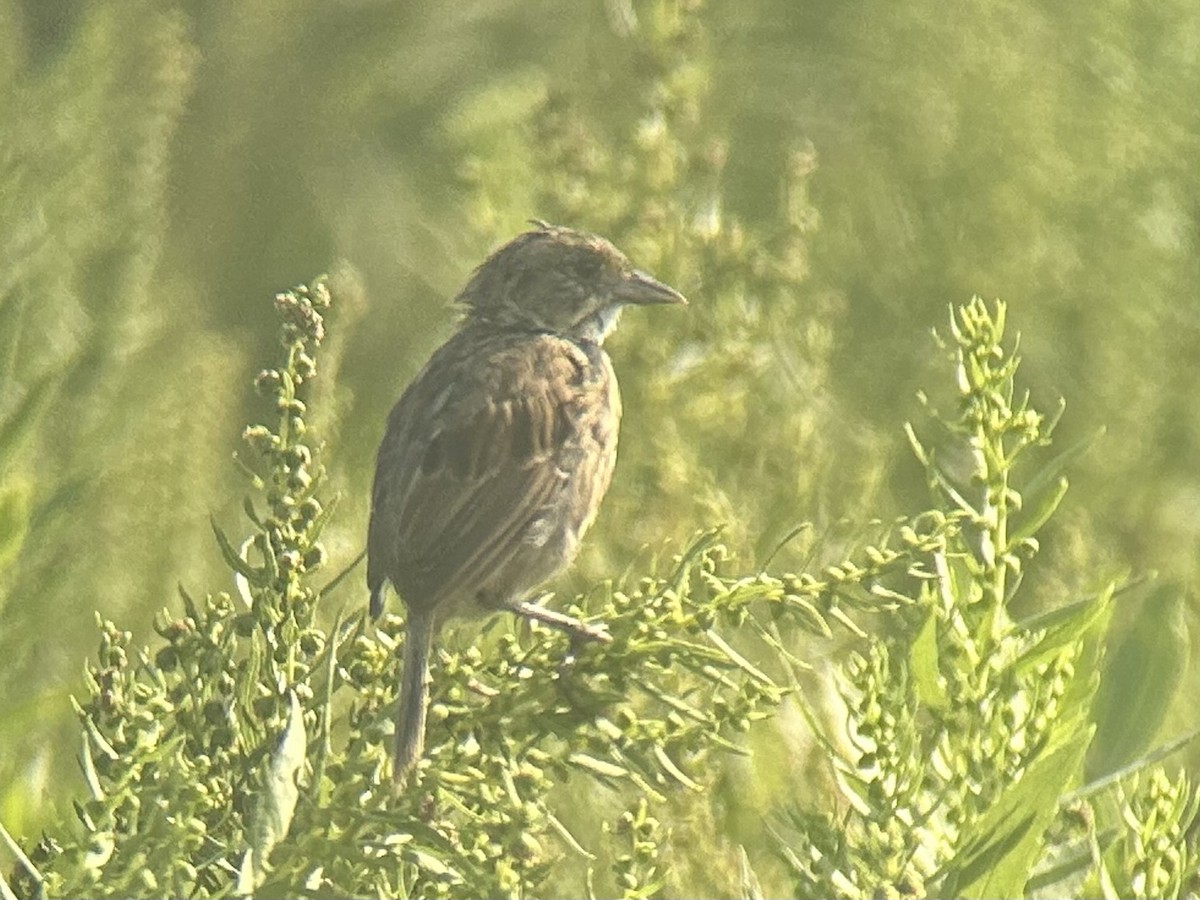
[510,596,613,644]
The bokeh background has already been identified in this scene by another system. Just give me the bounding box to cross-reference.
[2,0,1198,843]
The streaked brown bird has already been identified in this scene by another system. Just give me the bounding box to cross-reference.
[368,223,687,786]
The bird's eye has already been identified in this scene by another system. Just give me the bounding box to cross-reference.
[574,252,611,284]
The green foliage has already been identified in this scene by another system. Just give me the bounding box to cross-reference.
[1093,768,1200,899]
[769,300,1198,899]
[2,281,953,898]
[6,282,334,898]
[443,10,1198,889]
[3,0,1199,897]
[608,797,669,899]
[7,286,1196,898]
[1,0,204,830]
[1087,582,1191,780]
[447,0,868,572]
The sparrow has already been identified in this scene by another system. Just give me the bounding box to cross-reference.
[368,222,687,785]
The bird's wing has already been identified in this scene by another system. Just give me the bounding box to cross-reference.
[368,331,613,615]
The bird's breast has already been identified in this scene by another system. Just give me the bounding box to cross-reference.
[535,339,620,541]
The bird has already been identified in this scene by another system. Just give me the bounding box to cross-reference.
[367,222,687,787]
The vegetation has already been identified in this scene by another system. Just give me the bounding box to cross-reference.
[2,0,1197,896]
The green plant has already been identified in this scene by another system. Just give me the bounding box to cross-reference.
[1,2,201,834]
[5,291,1195,899]
[4,3,1196,896]
[3,275,956,898]
[768,299,1199,899]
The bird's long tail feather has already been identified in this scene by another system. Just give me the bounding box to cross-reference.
[393,605,436,788]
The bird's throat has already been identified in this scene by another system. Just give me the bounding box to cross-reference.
[574,304,623,345]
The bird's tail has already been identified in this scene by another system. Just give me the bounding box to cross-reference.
[393,605,436,788]
[369,583,386,619]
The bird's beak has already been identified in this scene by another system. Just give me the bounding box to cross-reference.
[615,270,688,307]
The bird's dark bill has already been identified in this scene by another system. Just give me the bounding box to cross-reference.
[617,270,688,307]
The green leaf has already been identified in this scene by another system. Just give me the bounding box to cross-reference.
[78,728,104,801]
[736,845,765,900]
[1012,584,1114,677]
[1069,728,1200,803]
[306,490,340,541]
[706,629,777,686]
[652,744,700,791]
[1020,425,1103,502]
[242,496,262,527]
[568,753,629,780]
[1086,583,1189,780]
[1008,474,1069,547]
[317,548,366,601]
[244,691,307,889]
[1024,832,1108,896]
[937,725,1093,899]
[210,516,268,585]
[177,583,202,623]
[909,606,949,710]
[0,818,42,897]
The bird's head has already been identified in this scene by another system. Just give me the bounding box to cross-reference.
[456,223,687,342]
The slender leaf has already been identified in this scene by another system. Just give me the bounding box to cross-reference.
[1086,583,1190,779]
[938,726,1093,898]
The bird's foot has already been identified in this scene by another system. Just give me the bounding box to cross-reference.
[510,598,613,644]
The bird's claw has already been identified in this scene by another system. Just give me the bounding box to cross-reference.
[511,598,613,644]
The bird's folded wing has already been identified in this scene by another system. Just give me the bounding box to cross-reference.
[369,334,599,611]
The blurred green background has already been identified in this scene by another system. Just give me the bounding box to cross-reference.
[2,0,1197,841]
